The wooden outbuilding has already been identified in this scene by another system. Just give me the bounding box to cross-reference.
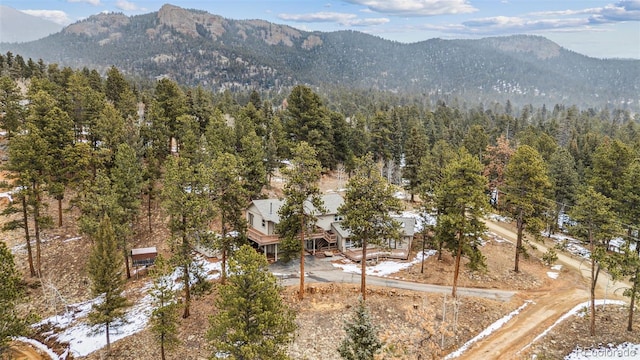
[130,247,158,267]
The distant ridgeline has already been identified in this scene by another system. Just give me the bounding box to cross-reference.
[0,4,638,111]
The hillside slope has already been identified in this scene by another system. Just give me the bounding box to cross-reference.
[1,4,638,110]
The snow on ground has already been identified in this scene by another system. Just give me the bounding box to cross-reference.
[519,299,627,354]
[565,342,640,359]
[332,250,437,277]
[14,336,62,360]
[36,256,220,358]
[444,300,534,359]
[545,232,591,259]
[547,264,563,279]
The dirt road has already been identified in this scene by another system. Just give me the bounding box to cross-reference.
[455,220,628,360]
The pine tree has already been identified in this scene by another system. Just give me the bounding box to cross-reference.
[276,142,324,300]
[212,152,249,285]
[149,255,180,360]
[569,187,620,336]
[403,122,428,202]
[162,155,216,318]
[207,245,296,360]
[337,297,383,360]
[0,241,27,351]
[87,215,129,352]
[111,143,144,279]
[434,149,488,297]
[503,145,552,272]
[338,153,403,300]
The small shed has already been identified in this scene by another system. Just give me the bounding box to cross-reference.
[131,247,158,267]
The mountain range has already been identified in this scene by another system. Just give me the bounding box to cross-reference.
[0,5,63,43]
[1,4,638,110]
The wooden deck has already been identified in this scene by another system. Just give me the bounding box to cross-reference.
[343,247,410,262]
[247,227,337,246]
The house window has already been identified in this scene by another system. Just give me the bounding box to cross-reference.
[249,213,254,227]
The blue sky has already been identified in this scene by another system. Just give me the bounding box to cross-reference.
[4,0,640,59]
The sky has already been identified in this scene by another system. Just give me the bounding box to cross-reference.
[3,0,640,59]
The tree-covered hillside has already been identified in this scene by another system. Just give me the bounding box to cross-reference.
[0,4,638,111]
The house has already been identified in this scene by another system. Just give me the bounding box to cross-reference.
[246,193,416,262]
[245,193,342,261]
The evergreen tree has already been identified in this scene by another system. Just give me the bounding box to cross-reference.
[149,255,180,360]
[338,297,383,360]
[0,241,27,351]
[276,142,324,300]
[338,154,402,300]
[403,122,428,202]
[162,155,216,318]
[0,76,24,139]
[212,152,249,285]
[435,149,488,297]
[238,130,267,198]
[283,85,335,168]
[111,143,144,279]
[503,145,552,272]
[87,215,129,352]
[569,187,620,336]
[616,159,640,331]
[207,245,296,360]
[547,147,579,233]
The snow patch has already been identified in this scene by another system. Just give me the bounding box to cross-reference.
[14,337,61,360]
[36,256,221,357]
[332,250,436,277]
[547,272,560,279]
[445,300,533,359]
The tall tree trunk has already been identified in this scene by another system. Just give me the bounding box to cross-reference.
[106,322,111,351]
[514,209,524,273]
[361,237,367,300]
[148,186,153,234]
[22,195,35,277]
[124,239,131,279]
[452,231,463,298]
[182,215,190,319]
[421,232,427,274]
[299,215,305,300]
[160,333,166,360]
[221,218,227,285]
[589,230,596,336]
[57,197,63,227]
[628,265,639,332]
[33,181,42,277]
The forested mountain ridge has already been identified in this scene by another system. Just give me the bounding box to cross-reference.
[1,3,638,110]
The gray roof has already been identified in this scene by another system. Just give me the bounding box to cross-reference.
[332,222,351,238]
[251,198,285,224]
[250,194,344,223]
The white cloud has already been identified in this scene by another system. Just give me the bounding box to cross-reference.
[425,1,640,36]
[343,0,477,16]
[67,0,101,5]
[21,9,71,25]
[278,11,388,26]
[115,0,142,12]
